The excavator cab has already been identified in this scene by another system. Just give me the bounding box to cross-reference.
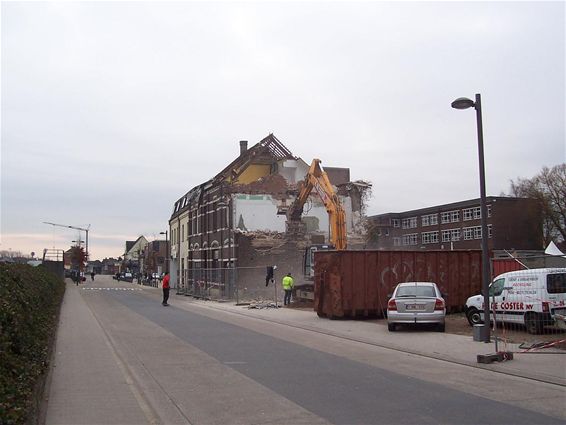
[304,244,334,278]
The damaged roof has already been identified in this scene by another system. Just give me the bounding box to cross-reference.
[171,134,296,218]
[213,133,296,183]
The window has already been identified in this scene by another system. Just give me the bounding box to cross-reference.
[421,214,438,227]
[463,207,482,220]
[463,227,475,240]
[474,227,482,239]
[441,210,460,224]
[191,212,197,234]
[396,285,436,297]
[393,237,401,246]
[547,273,566,294]
[451,229,461,241]
[402,217,417,229]
[474,208,481,219]
[392,219,400,228]
[489,278,505,296]
[487,205,492,217]
[463,226,490,240]
[442,229,460,242]
[422,231,439,244]
[181,225,185,242]
[402,234,418,246]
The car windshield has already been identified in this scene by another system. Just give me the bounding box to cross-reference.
[396,285,436,298]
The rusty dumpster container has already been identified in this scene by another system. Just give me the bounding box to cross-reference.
[313,250,482,319]
[491,258,525,278]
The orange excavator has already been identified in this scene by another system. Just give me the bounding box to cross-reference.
[287,158,347,251]
[286,159,347,302]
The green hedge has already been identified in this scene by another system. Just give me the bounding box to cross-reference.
[0,264,65,425]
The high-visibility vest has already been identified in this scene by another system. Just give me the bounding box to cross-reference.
[282,275,294,290]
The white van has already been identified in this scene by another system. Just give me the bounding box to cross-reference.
[465,268,566,334]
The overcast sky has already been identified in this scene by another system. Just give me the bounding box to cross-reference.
[1,1,565,260]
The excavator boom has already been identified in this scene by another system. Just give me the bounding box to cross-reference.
[287,159,347,250]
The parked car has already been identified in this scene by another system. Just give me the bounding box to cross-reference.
[387,282,446,332]
[465,268,566,334]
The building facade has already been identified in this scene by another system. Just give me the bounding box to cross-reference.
[367,197,542,251]
[168,134,368,297]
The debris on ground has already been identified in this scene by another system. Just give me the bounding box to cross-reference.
[247,301,280,309]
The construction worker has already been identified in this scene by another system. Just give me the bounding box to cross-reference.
[282,272,294,306]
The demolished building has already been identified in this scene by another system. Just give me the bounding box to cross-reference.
[168,134,371,301]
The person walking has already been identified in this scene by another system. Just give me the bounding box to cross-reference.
[282,272,294,306]
[72,269,80,286]
[162,272,170,306]
[90,271,95,281]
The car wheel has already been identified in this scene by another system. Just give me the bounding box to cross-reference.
[525,313,543,334]
[388,323,396,332]
[466,308,483,326]
[437,323,445,333]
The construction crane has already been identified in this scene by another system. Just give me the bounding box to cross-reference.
[43,222,90,260]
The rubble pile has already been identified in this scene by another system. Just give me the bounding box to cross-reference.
[246,297,281,309]
[247,301,280,309]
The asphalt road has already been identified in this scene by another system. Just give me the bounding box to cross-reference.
[62,276,564,425]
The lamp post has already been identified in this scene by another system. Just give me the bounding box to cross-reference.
[452,93,491,343]
[160,231,169,273]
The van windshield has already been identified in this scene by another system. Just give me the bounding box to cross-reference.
[547,273,566,294]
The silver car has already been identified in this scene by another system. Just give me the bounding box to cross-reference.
[387,282,446,332]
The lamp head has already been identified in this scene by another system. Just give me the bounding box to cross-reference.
[451,97,476,110]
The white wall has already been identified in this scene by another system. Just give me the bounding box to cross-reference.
[278,159,309,184]
[233,194,287,232]
[233,194,354,237]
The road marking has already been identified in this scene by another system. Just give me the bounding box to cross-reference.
[82,288,143,291]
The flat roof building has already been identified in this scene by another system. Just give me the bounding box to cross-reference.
[367,197,543,252]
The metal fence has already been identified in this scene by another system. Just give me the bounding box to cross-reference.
[470,267,566,355]
[177,267,239,301]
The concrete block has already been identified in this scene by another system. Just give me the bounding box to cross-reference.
[477,352,514,364]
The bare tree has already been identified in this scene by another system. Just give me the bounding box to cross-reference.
[509,163,566,245]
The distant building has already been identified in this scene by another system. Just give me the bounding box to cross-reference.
[101,258,121,275]
[122,236,148,274]
[367,197,543,251]
[143,240,168,276]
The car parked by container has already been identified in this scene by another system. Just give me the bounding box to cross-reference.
[387,282,446,332]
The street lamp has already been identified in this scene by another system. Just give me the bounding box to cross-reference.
[452,93,491,343]
[160,231,169,273]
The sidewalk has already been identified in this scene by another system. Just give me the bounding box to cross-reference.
[45,281,156,424]
[168,291,566,387]
[44,280,565,425]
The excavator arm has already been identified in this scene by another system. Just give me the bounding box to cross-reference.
[287,159,347,250]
